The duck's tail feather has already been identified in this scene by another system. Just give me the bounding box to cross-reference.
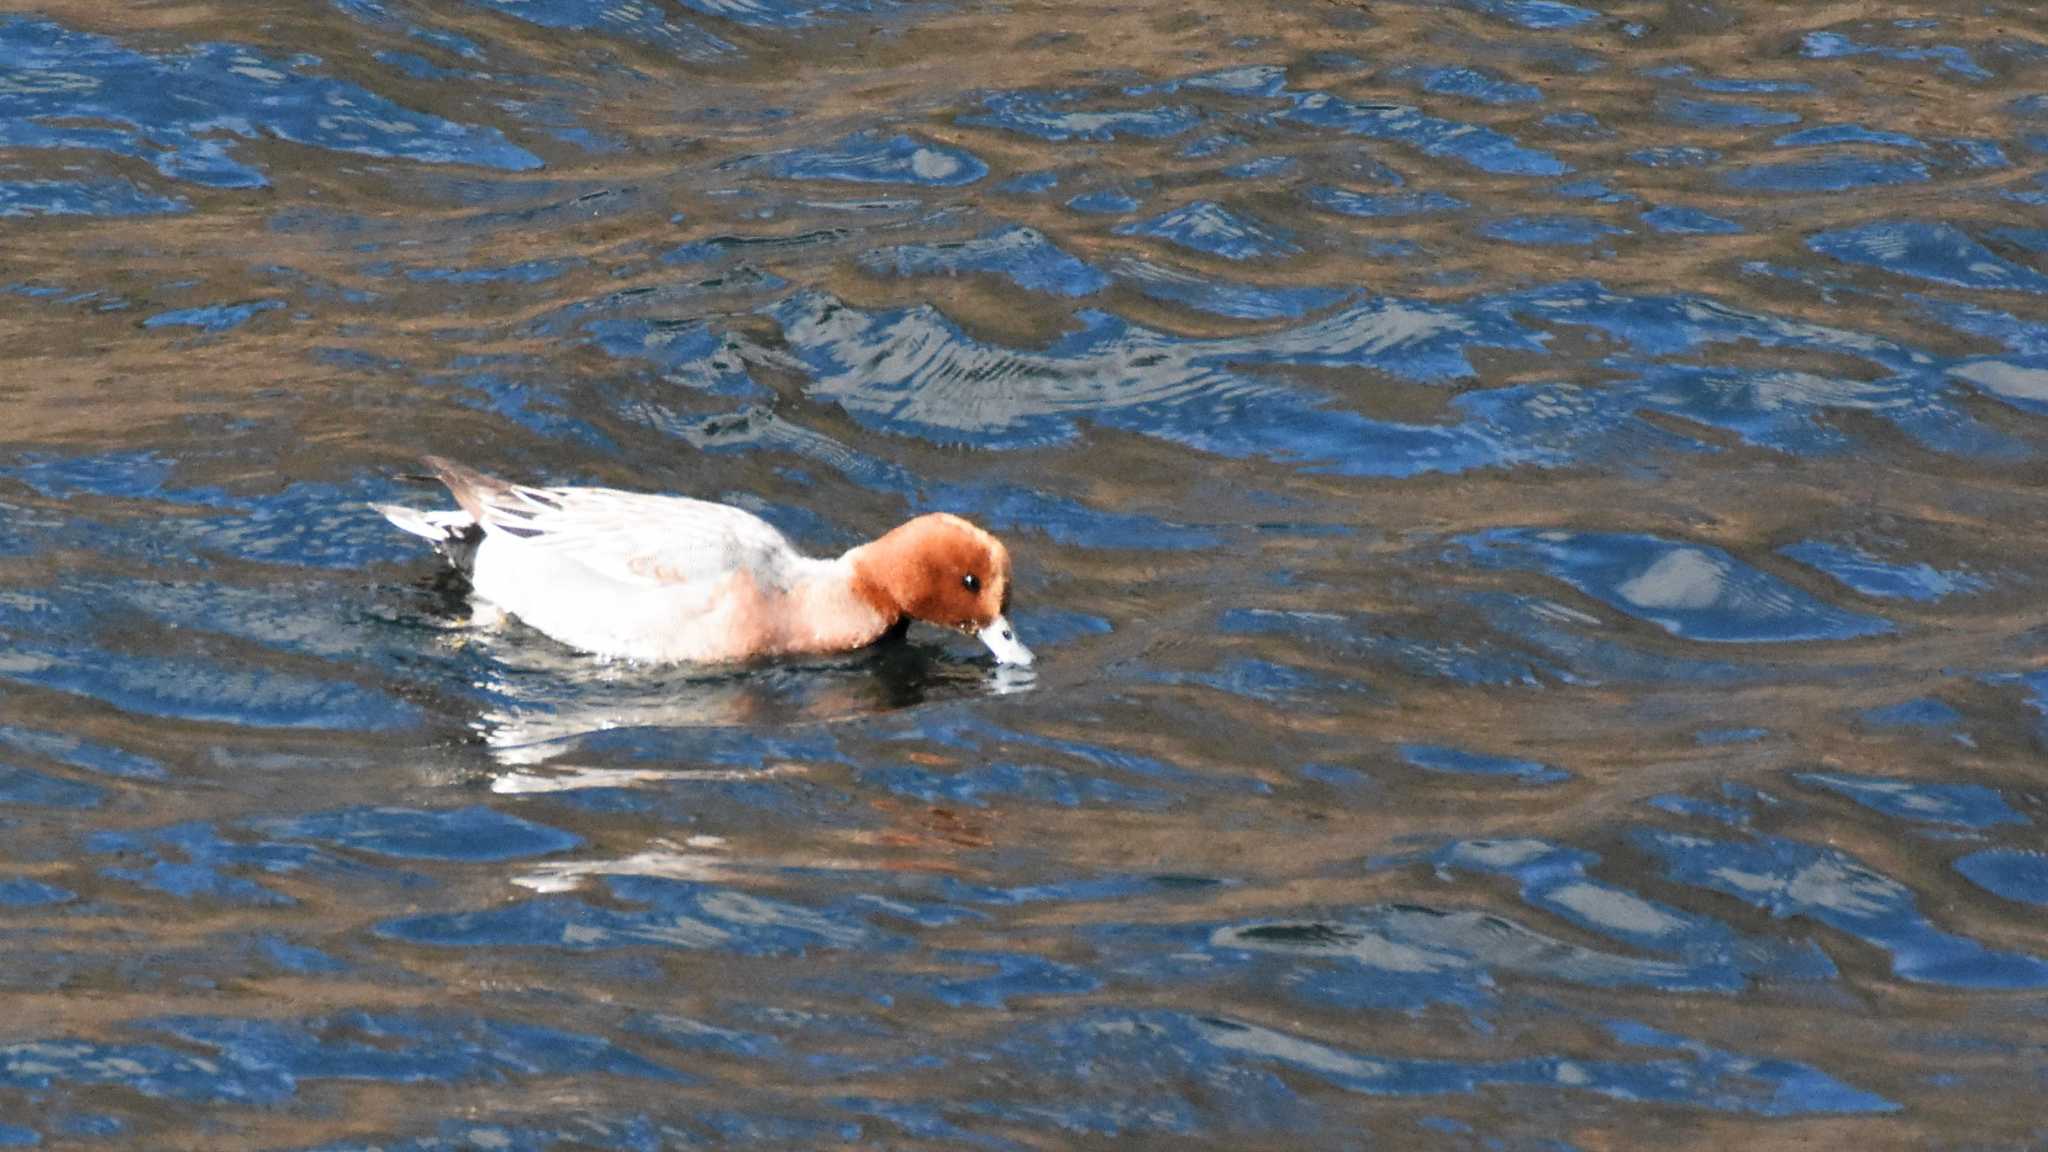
[376,503,483,570]
[376,504,472,541]
[421,455,515,522]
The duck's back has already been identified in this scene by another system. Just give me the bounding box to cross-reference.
[453,477,809,662]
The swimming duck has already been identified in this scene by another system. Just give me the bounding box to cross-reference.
[378,457,1033,667]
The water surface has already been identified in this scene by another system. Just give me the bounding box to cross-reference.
[3,0,2047,1146]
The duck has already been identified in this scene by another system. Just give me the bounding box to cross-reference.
[377,456,1033,667]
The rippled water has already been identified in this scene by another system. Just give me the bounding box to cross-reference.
[2,0,2046,1146]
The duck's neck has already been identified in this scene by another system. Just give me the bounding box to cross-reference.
[782,551,900,655]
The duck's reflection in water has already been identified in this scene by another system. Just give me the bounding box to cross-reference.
[459,620,1030,770]
[511,841,737,892]
[419,608,1036,890]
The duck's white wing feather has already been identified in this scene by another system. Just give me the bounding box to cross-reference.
[472,485,801,589]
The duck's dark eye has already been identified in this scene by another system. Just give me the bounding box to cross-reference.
[962,573,981,593]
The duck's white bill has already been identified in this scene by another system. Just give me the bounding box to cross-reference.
[977,615,1035,667]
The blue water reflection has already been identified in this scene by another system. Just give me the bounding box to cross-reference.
[3,0,2046,1146]
[0,16,539,191]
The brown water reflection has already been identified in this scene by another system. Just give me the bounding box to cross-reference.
[3,0,2048,1146]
